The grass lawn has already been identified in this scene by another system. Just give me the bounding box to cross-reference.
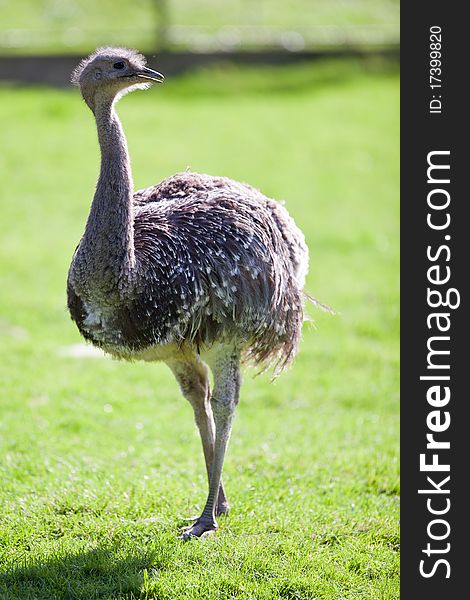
[0,59,399,598]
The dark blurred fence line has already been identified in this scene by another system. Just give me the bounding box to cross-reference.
[0,47,399,86]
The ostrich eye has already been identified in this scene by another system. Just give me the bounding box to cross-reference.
[113,62,125,70]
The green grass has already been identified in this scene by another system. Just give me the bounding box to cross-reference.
[0,0,399,54]
[0,59,399,599]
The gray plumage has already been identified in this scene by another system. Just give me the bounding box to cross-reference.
[67,47,310,538]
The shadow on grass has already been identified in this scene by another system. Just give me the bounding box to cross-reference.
[0,546,155,600]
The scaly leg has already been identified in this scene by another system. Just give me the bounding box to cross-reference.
[167,357,229,518]
[180,348,241,539]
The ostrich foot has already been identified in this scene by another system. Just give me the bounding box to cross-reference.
[216,486,230,516]
[183,487,229,521]
[216,499,229,517]
[180,518,218,540]
[182,498,228,523]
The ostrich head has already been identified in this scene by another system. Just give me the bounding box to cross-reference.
[72,47,164,111]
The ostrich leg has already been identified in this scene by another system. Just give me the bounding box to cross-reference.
[181,349,240,539]
[167,358,229,517]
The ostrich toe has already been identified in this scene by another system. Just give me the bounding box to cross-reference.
[180,517,218,540]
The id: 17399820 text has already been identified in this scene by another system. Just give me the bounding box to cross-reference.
[429,25,443,114]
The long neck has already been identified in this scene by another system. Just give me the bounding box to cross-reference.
[81,97,136,294]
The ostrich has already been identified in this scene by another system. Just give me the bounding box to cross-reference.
[67,47,310,539]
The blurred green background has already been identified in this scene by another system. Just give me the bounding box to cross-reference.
[0,2,399,599]
[0,0,399,54]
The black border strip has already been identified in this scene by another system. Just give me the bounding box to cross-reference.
[401,5,467,597]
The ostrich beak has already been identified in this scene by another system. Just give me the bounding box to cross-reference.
[135,67,165,83]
